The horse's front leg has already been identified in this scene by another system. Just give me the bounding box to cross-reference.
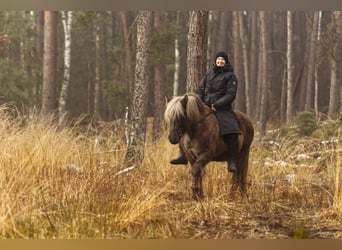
[190,158,208,201]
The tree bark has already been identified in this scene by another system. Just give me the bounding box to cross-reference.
[258,11,269,139]
[233,11,245,112]
[173,11,181,96]
[94,14,102,118]
[328,11,342,116]
[186,11,209,92]
[119,11,134,96]
[314,11,322,115]
[125,11,153,164]
[239,11,251,117]
[286,11,294,123]
[249,11,258,118]
[58,11,73,125]
[305,11,319,111]
[42,11,58,116]
[152,11,168,140]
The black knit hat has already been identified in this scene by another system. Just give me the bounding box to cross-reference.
[215,51,229,63]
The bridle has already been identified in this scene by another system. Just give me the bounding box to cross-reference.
[175,101,213,139]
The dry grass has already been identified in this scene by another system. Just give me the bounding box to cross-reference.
[0,106,341,239]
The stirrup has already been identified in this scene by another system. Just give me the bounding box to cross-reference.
[227,161,237,173]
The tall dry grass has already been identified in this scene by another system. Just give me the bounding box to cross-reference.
[0,105,341,239]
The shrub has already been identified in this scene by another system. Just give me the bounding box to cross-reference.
[295,111,319,136]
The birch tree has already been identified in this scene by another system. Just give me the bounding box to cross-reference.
[258,11,268,139]
[286,11,294,123]
[58,11,73,125]
[173,11,180,96]
[125,11,153,164]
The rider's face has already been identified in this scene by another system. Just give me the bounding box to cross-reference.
[215,57,226,67]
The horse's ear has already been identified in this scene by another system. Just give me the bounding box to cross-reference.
[180,94,188,108]
[165,95,172,104]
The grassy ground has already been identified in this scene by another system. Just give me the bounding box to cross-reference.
[0,106,341,239]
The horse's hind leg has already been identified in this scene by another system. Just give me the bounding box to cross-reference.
[191,160,206,200]
[230,149,250,196]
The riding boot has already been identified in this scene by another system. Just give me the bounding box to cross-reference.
[170,145,188,165]
[223,133,239,173]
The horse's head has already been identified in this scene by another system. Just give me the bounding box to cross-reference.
[164,95,189,144]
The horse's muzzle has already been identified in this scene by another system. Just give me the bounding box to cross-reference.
[169,133,180,144]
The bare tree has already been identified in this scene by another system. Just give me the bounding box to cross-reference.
[152,11,168,140]
[94,13,102,118]
[119,11,134,96]
[125,11,153,164]
[249,11,258,118]
[58,11,73,125]
[233,11,245,112]
[186,11,209,92]
[239,11,251,117]
[258,11,269,139]
[305,11,320,111]
[286,11,294,123]
[314,11,322,115]
[328,11,342,116]
[42,11,58,115]
[173,11,181,96]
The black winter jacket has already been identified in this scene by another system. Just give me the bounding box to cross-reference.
[195,64,241,135]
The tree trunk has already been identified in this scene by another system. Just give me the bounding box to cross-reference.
[249,11,258,118]
[239,11,251,117]
[35,11,44,106]
[125,11,153,164]
[216,11,229,52]
[152,11,168,140]
[314,11,322,115]
[119,11,134,96]
[305,11,319,111]
[286,11,294,123]
[94,15,102,118]
[186,11,209,92]
[42,11,58,116]
[233,11,245,112]
[258,11,269,139]
[58,11,73,125]
[173,11,181,96]
[328,11,342,116]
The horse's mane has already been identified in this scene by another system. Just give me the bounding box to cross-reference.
[164,93,205,126]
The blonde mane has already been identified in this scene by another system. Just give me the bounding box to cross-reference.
[164,93,203,126]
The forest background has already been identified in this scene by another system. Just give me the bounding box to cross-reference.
[0,11,341,134]
[0,10,342,239]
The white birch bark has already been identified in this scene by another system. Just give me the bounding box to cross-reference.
[173,11,180,96]
[286,11,294,123]
[58,11,73,125]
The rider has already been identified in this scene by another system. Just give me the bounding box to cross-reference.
[170,51,241,173]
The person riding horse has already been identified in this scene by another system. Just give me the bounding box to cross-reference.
[170,51,241,173]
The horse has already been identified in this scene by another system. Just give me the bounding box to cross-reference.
[164,92,254,200]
